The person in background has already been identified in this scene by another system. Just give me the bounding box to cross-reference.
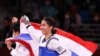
[1,16,18,41]
[11,16,18,24]
[5,22,30,56]
[1,17,12,41]
[40,0,57,17]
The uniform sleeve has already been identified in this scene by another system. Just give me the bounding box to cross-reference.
[10,45,30,56]
[27,25,42,41]
[10,48,17,56]
[48,39,71,56]
[20,22,42,42]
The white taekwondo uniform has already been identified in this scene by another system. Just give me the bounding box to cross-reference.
[26,24,71,56]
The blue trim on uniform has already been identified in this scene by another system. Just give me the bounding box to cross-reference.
[16,34,32,40]
[39,36,59,56]
[42,38,46,43]
[71,51,78,56]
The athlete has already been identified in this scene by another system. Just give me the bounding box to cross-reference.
[20,16,71,56]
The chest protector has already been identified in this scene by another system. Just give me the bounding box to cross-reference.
[39,36,59,56]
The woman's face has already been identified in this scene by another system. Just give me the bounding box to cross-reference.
[12,17,18,23]
[40,20,52,35]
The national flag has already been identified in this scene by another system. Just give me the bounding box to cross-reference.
[7,21,97,56]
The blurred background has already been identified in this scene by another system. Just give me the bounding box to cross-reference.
[0,0,100,56]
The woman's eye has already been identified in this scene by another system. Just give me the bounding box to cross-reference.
[41,24,45,27]
[43,24,46,26]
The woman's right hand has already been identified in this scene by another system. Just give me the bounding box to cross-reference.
[20,15,30,25]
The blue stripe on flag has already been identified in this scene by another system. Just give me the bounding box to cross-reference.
[16,34,32,40]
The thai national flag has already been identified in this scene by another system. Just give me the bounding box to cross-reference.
[31,22,98,56]
[7,22,97,56]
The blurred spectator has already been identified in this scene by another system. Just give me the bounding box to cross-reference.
[63,4,82,34]
[79,1,90,23]
[0,29,1,36]
[64,14,81,33]
[1,16,18,41]
[12,17,18,24]
[40,0,57,17]
[31,3,43,23]
[64,11,70,31]
[90,13,100,24]
[65,0,73,6]
[1,17,12,41]
[54,0,70,30]
[69,4,82,25]
[89,1,96,12]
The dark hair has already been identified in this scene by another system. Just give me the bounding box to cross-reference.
[42,17,57,34]
[12,22,20,33]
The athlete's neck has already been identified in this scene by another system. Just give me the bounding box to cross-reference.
[45,33,52,40]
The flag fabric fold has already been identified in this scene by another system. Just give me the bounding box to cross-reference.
[7,34,35,56]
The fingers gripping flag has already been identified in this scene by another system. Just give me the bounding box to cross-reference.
[31,22,97,56]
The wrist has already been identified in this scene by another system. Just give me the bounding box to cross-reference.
[9,47,13,52]
[7,45,12,50]
[8,47,12,50]
[8,47,13,50]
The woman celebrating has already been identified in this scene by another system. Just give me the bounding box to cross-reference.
[20,16,71,56]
